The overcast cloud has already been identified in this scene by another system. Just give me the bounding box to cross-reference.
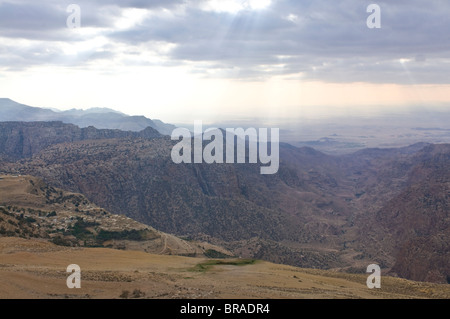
[1,0,449,84]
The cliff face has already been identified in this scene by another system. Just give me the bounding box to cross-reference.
[353,144,450,284]
[0,121,161,160]
[378,145,450,283]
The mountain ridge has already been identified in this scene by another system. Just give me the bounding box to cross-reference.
[0,121,161,160]
[0,98,176,134]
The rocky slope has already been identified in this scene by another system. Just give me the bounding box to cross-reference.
[0,174,231,258]
[356,144,450,283]
[0,121,160,160]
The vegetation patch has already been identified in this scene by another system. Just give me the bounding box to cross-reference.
[189,259,257,272]
[96,229,148,242]
[68,218,99,240]
[50,235,73,246]
[51,220,156,247]
[203,249,232,259]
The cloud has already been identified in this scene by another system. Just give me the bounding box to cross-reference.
[1,0,450,84]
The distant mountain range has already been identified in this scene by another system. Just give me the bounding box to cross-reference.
[0,98,176,135]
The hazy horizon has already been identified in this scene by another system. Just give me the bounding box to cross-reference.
[1,0,450,124]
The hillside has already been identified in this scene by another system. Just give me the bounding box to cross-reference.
[0,175,231,258]
[1,237,449,299]
[355,144,450,283]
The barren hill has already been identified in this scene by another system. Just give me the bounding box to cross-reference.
[0,237,449,299]
[0,175,231,258]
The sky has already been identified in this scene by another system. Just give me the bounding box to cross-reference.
[1,0,449,124]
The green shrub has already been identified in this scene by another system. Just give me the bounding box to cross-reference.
[204,249,230,259]
[96,229,145,242]
[47,211,57,217]
[25,217,36,223]
[51,236,73,246]
[70,219,99,240]
[189,259,257,272]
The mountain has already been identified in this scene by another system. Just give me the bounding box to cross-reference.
[355,144,450,283]
[0,174,231,257]
[0,98,176,134]
[0,123,358,270]
[0,121,448,284]
[0,121,160,160]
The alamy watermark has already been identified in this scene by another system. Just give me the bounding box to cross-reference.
[66,4,81,29]
[171,121,279,175]
[66,4,381,30]
[366,264,381,289]
[66,264,81,288]
[367,4,381,29]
